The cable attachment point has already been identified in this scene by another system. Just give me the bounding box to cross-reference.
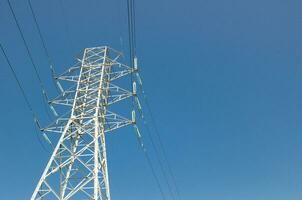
[132,110,136,124]
[135,73,143,86]
[34,117,43,131]
[135,97,144,119]
[50,65,56,77]
[42,133,52,146]
[133,81,137,96]
[42,89,51,104]
[34,117,52,146]
[50,104,59,117]
[133,56,138,72]
[56,81,65,94]
[133,125,142,138]
[133,125,146,151]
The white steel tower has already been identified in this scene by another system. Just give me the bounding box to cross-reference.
[31,46,135,200]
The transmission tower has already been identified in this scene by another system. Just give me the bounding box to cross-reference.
[31,46,135,200]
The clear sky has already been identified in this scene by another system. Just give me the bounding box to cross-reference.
[0,0,302,199]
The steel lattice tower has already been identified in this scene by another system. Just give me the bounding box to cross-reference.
[32,46,135,200]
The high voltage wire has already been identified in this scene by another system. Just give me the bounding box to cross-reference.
[134,81,181,200]
[6,0,55,119]
[27,0,53,67]
[58,0,76,56]
[27,0,77,95]
[135,99,177,200]
[126,0,182,199]
[127,2,170,198]
[143,94,182,199]
[126,2,170,198]
[0,44,35,117]
[6,0,45,88]
[7,0,60,121]
[26,0,59,121]
[0,43,49,152]
[127,0,136,67]
[136,75,182,199]
[28,0,76,61]
[117,0,126,55]
[26,0,61,95]
[131,0,137,53]
[133,125,167,200]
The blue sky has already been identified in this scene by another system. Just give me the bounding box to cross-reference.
[1,0,302,199]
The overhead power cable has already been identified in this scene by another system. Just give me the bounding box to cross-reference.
[136,74,182,200]
[58,0,76,56]
[0,43,51,152]
[126,0,132,65]
[126,1,181,199]
[26,0,62,94]
[133,125,167,200]
[27,0,53,67]
[134,96,177,200]
[127,0,136,110]
[126,0,136,67]
[145,95,182,199]
[117,0,125,54]
[7,0,44,87]
[6,0,54,120]
[0,43,34,116]
[131,0,137,54]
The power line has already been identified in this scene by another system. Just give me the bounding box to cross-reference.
[117,0,126,57]
[127,0,136,66]
[126,1,181,198]
[143,93,182,199]
[1,43,50,152]
[0,43,34,116]
[7,0,55,120]
[127,2,173,198]
[6,0,44,88]
[58,0,76,56]
[27,0,75,95]
[131,0,137,54]
[127,0,136,111]
[145,120,177,200]
[126,0,132,64]
[135,97,177,200]
[133,125,167,200]
[26,0,63,98]
[27,0,53,67]
[134,73,182,199]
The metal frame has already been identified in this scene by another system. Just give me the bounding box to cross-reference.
[31,46,134,200]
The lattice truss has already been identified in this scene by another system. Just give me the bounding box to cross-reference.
[31,46,134,200]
